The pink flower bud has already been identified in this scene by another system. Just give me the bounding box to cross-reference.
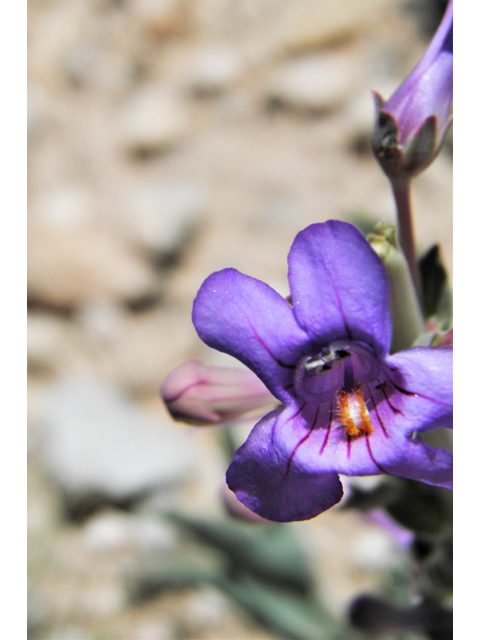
[161,360,276,425]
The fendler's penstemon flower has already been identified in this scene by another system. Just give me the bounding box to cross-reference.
[371,0,453,179]
[193,221,452,522]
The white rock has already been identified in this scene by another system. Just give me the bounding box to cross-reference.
[27,313,70,371]
[127,181,207,255]
[129,0,187,37]
[134,622,174,640]
[83,511,131,552]
[343,90,377,145]
[184,588,233,632]
[28,588,49,636]
[75,300,126,345]
[28,0,90,84]
[268,53,362,114]
[27,83,50,140]
[83,510,176,553]
[274,0,392,54]
[39,377,194,506]
[63,42,101,87]
[185,46,246,96]
[29,184,96,229]
[350,529,402,572]
[47,627,92,640]
[81,583,126,617]
[90,308,193,393]
[116,86,191,156]
[63,42,134,93]
[28,224,156,307]
[128,515,177,552]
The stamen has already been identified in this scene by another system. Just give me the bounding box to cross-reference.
[336,384,373,438]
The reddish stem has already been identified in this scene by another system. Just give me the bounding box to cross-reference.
[391,177,421,302]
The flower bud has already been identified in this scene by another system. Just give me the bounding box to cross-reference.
[161,360,275,426]
[371,0,452,179]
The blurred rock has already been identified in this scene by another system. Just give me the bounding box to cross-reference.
[28,0,90,84]
[116,85,191,157]
[63,41,102,88]
[183,588,233,634]
[83,510,131,552]
[47,626,93,640]
[127,180,207,259]
[89,308,193,393]
[344,80,400,153]
[267,53,362,115]
[28,588,49,638]
[63,42,134,93]
[251,191,301,232]
[343,90,376,154]
[28,224,156,309]
[274,0,392,53]
[27,313,70,372]
[129,514,178,552]
[350,528,402,571]
[134,622,175,640]
[81,583,126,617]
[30,184,96,229]
[83,509,178,553]
[184,45,246,97]
[28,83,50,141]
[75,300,127,345]
[128,0,189,38]
[38,377,194,517]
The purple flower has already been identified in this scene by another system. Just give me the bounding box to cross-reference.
[371,0,453,179]
[193,221,452,522]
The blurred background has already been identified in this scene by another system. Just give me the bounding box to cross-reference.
[27,0,452,638]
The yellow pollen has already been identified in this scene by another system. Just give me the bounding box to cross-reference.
[336,385,373,437]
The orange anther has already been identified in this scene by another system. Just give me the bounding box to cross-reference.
[336,385,373,437]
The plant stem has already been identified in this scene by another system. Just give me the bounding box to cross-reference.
[391,177,421,301]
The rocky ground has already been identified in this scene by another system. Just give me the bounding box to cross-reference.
[28,1,452,638]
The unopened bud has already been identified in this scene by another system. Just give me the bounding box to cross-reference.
[371,0,452,179]
[161,360,275,426]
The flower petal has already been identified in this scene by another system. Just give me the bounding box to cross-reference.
[380,436,452,489]
[226,407,344,522]
[288,221,392,356]
[385,347,453,433]
[228,394,451,488]
[262,401,397,478]
[192,268,309,403]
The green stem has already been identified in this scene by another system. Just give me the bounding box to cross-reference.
[391,178,421,302]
